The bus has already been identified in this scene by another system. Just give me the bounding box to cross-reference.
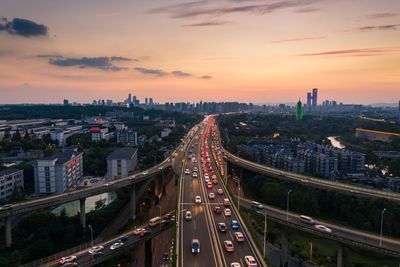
[149,216,162,227]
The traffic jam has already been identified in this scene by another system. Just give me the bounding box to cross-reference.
[193,116,259,267]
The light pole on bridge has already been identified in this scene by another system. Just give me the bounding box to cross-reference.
[380,207,386,247]
[286,189,292,221]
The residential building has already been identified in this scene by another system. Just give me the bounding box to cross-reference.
[161,128,172,138]
[34,149,83,194]
[106,147,138,178]
[0,168,24,200]
[90,127,113,142]
[117,129,138,145]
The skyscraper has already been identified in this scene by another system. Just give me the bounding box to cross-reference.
[296,99,303,120]
[312,88,318,108]
[306,92,312,110]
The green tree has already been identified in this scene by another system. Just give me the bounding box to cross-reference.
[12,129,22,142]
[389,157,400,176]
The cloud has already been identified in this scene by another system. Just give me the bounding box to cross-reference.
[149,0,321,20]
[171,70,192,77]
[365,13,397,19]
[271,36,325,43]
[184,20,230,27]
[96,12,118,17]
[297,47,400,57]
[200,75,213,79]
[0,17,48,37]
[356,24,400,32]
[48,56,131,71]
[134,67,168,76]
[293,7,320,13]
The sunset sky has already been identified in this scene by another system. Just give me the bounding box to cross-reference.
[1,0,399,104]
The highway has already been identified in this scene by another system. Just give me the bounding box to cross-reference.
[178,116,266,267]
[239,197,400,257]
[223,149,400,203]
[0,158,172,219]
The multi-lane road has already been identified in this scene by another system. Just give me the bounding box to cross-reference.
[178,117,265,267]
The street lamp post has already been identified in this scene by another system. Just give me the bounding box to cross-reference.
[88,225,94,248]
[286,190,292,221]
[237,178,240,212]
[263,211,267,259]
[380,208,387,247]
[309,242,313,263]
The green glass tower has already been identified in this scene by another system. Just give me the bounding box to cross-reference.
[296,99,303,120]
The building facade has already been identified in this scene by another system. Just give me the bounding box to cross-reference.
[34,149,83,194]
[106,147,138,178]
[0,168,24,200]
[117,129,137,145]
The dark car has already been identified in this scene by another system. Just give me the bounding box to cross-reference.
[161,220,172,226]
[162,252,169,262]
[140,230,152,237]
[163,213,173,220]
[117,235,128,243]
[218,222,227,233]
[191,239,200,254]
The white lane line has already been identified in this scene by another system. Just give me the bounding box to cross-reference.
[240,258,244,266]
[193,219,196,230]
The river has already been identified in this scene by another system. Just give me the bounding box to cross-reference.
[52,192,117,217]
[327,136,345,149]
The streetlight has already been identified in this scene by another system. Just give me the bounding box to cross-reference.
[286,189,292,221]
[309,242,313,263]
[157,205,162,230]
[263,211,267,259]
[237,178,240,212]
[88,225,94,248]
[380,208,387,247]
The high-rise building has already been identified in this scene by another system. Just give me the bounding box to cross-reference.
[296,99,303,120]
[306,92,312,110]
[63,99,69,106]
[312,88,318,108]
[127,93,132,104]
[145,98,148,105]
[398,100,400,121]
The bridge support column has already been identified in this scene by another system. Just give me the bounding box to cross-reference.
[337,244,343,267]
[131,184,136,220]
[80,198,86,228]
[155,175,162,197]
[145,238,152,267]
[5,216,12,247]
[280,230,288,267]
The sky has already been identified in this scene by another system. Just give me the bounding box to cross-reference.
[0,0,399,104]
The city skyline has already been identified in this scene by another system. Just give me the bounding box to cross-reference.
[1,0,400,104]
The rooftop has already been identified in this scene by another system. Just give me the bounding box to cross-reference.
[106,147,137,160]
[0,168,23,176]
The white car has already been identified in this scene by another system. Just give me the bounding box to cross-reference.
[142,171,149,175]
[195,196,201,204]
[299,215,315,224]
[244,255,258,267]
[193,167,198,172]
[132,227,146,235]
[315,224,332,233]
[185,210,192,221]
[110,242,124,250]
[58,256,77,265]
[208,193,215,199]
[88,245,104,254]
[192,172,198,178]
[224,208,231,216]
[185,169,190,175]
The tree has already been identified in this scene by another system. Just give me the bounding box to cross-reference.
[23,129,30,140]
[12,129,22,142]
[3,128,11,140]
[389,157,400,177]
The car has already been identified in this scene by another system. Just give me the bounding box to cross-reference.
[110,242,124,250]
[204,176,210,183]
[142,171,149,175]
[185,211,192,221]
[217,189,224,195]
[140,230,152,237]
[223,198,231,206]
[299,215,315,224]
[251,201,263,209]
[163,213,173,220]
[231,220,240,230]
[132,227,146,235]
[61,262,78,266]
[191,239,201,254]
[192,172,198,178]
[104,183,111,186]
[212,179,218,184]
[224,240,234,252]
[207,182,213,189]
[214,206,222,214]
[118,235,128,243]
[224,208,231,216]
[315,224,332,233]
[91,252,104,259]
[185,169,190,175]
[193,167,198,172]
[58,256,77,265]
[234,232,245,242]
[218,222,227,232]
[162,252,169,262]
[244,255,258,267]
[0,204,13,211]
[204,173,209,180]
[195,196,201,204]
[161,219,172,226]
[208,193,215,199]
[231,262,241,267]
[88,245,104,254]
[158,166,163,170]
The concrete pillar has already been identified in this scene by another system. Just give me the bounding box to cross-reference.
[145,238,153,267]
[240,168,243,180]
[5,216,12,247]
[80,198,86,228]
[281,230,288,266]
[337,244,343,267]
[155,175,161,197]
[131,184,136,220]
